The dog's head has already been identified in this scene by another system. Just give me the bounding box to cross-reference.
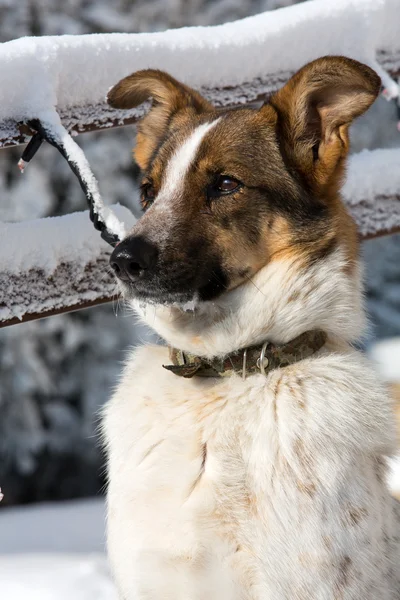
[108,57,380,356]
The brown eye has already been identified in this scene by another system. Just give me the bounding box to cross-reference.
[140,182,155,210]
[208,175,242,199]
[216,175,240,193]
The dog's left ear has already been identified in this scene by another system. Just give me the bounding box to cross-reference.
[268,56,381,193]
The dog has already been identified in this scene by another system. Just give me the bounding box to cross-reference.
[103,56,400,599]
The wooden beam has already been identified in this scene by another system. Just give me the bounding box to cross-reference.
[362,226,400,241]
[0,206,135,328]
[0,113,142,149]
[0,295,114,328]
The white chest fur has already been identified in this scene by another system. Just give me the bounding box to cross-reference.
[103,344,399,600]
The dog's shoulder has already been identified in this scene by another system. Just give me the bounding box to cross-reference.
[262,348,396,457]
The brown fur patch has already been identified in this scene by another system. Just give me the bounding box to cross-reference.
[347,507,368,526]
[335,556,353,597]
[108,69,212,170]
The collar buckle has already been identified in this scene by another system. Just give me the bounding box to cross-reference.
[242,348,248,380]
[256,341,270,376]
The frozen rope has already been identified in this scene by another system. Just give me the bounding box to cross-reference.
[18,118,126,247]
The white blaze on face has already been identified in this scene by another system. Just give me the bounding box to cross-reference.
[155,118,221,207]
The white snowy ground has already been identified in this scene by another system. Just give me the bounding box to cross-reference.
[0,498,117,599]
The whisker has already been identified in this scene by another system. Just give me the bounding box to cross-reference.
[243,272,266,297]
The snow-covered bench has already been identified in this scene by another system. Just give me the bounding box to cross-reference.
[1,0,400,326]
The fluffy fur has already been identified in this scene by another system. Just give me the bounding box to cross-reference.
[103,57,400,599]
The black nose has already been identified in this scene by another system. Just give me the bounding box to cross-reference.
[110,236,158,282]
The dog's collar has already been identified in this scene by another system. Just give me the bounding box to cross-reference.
[163,330,327,379]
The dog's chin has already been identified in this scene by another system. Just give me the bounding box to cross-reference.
[118,280,200,311]
[116,271,233,311]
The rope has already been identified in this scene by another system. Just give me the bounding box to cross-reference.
[19,119,121,247]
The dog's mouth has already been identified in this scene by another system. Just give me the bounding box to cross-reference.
[117,270,228,308]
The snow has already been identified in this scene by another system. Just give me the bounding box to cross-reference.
[369,337,400,383]
[0,498,106,554]
[0,0,398,142]
[343,148,400,237]
[0,204,136,321]
[0,204,134,277]
[343,148,400,207]
[0,555,117,600]
[0,498,117,598]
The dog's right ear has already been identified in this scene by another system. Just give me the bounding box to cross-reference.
[107,69,213,170]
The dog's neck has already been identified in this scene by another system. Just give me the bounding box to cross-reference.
[134,249,365,360]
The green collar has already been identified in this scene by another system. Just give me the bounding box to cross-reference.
[163,330,327,379]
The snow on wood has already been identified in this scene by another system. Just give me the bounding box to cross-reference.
[343,148,400,238]
[0,205,136,325]
[1,146,399,327]
[0,0,399,147]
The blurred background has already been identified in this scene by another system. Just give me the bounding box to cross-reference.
[0,0,400,595]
